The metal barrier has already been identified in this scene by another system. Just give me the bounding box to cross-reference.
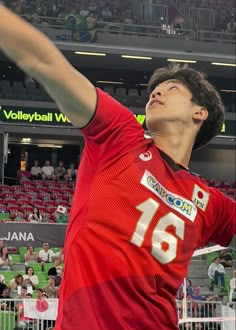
[139,3,169,25]
[190,7,215,29]
[0,298,57,330]
[20,15,235,44]
[177,299,236,330]
[198,30,236,43]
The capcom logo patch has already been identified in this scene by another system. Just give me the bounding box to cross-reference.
[192,184,210,212]
[141,170,197,222]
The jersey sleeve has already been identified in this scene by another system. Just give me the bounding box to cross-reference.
[80,88,145,163]
[206,188,236,247]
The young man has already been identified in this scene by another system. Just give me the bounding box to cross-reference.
[0,5,235,329]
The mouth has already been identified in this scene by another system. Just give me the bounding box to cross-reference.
[148,99,164,109]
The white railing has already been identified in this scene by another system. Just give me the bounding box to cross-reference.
[0,298,57,330]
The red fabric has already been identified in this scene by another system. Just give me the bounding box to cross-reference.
[55,89,235,330]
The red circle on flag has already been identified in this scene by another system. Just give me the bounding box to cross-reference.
[36,300,49,312]
[197,191,204,199]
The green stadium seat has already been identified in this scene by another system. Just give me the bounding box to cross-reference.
[0,271,14,284]
[18,246,27,259]
[10,254,22,263]
[27,263,42,273]
[0,311,16,330]
[43,263,54,274]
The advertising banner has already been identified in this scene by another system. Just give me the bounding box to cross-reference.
[0,223,66,247]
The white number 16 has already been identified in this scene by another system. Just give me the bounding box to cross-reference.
[131,198,185,264]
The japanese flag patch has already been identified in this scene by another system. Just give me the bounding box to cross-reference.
[192,184,210,211]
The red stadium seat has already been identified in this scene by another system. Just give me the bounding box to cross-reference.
[34,180,45,187]
[0,184,11,192]
[44,200,56,207]
[11,185,24,192]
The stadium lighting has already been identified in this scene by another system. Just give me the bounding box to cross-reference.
[75,52,106,56]
[211,62,236,67]
[121,55,152,60]
[167,59,197,63]
[220,89,236,93]
[96,80,124,84]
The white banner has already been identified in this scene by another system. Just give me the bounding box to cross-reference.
[23,299,58,320]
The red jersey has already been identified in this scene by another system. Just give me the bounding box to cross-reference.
[55,89,235,330]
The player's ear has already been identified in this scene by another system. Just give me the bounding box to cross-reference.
[193,106,208,121]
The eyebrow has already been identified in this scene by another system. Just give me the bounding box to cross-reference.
[166,79,182,85]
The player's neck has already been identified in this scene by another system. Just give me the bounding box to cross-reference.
[151,131,194,168]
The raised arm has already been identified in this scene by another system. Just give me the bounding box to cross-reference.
[0,5,97,128]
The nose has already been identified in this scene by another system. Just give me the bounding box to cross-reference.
[151,90,161,98]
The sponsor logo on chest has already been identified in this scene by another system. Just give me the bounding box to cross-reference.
[141,170,197,222]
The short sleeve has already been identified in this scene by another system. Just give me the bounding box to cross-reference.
[206,189,236,247]
[80,88,145,163]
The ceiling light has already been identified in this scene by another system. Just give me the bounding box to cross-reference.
[75,51,106,56]
[220,89,236,93]
[167,59,197,63]
[96,80,124,85]
[21,138,32,144]
[37,144,63,148]
[121,55,152,60]
[139,83,148,86]
[211,62,236,67]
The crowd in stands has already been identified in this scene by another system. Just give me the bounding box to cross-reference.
[0,240,62,328]
[0,160,75,222]
[1,0,235,33]
[177,248,236,329]
[19,160,77,184]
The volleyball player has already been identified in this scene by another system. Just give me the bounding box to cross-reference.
[0,5,235,329]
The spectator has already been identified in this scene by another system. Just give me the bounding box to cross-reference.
[0,246,12,270]
[178,278,194,299]
[23,266,39,289]
[0,274,7,295]
[8,274,24,291]
[41,160,55,181]
[52,246,64,264]
[227,18,236,33]
[36,288,43,300]
[30,160,42,180]
[38,243,55,268]
[0,240,5,249]
[219,249,233,268]
[0,287,14,311]
[24,244,38,264]
[229,269,236,303]
[179,294,202,330]
[28,207,43,222]
[64,162,77,182]
[17,168,31,184]
[17,292,34,329]
[42,276,59,298]
[16,285,28,299]
[54,161,66,181]
[208,257,226,289]
[47,257,63,286]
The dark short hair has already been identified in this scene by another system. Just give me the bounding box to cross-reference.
[37,288,43,293]
[21,285,27,290]
[26,266,34,275]
[147,64,225,150]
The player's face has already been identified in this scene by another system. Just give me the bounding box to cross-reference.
[145,79,203,132]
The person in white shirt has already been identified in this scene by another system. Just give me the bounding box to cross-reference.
[208,257,226,288]
[41,160,56,181]
[229,269,236,303]
[38,242,54,267]
[30,160,42,180]
[23,266,39,289]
